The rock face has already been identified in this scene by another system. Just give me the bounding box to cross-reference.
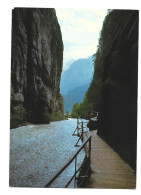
[86,10,138,170]
[11,8,63,128]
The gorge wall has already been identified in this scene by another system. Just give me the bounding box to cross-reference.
[11,8,63,128]
[86,10,138,170]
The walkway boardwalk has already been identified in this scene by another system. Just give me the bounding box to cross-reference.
[86,130,136,189]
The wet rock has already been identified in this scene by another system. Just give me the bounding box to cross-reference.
[11,8,63,128]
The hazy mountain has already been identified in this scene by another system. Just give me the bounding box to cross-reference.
[60,55,95,112]
[60,56,94,95]
[63,83,90,113]
[63,59,75,71]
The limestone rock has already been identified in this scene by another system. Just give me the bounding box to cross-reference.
[11,8,63,128]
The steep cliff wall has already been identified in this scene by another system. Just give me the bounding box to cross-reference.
[86,10,138,169]
[11,8,63,128]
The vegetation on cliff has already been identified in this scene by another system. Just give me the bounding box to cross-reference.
[71,90,93,119]
[50,94,65,121]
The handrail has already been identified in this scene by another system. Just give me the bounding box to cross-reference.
[42,119,92,188]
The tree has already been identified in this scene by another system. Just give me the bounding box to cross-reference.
[65,110,70,118]
[71,103,80,118]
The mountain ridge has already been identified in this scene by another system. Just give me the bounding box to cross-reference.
[60,55,94,95]
[60,55,95,112]
[63,83,90,112]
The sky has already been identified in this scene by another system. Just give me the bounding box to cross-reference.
[56,8,108,70]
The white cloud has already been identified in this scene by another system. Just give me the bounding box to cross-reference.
[56,8,107,68]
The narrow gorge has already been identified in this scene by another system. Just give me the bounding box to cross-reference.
[10,8,138,188]
[11,8,63,128]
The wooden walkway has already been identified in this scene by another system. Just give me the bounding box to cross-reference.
[85,130,136,189]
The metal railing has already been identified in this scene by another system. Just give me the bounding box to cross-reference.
[42,118,92,188]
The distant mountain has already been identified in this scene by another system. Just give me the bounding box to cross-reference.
[63,83,90,113]
[63,59,74,71]
[60,55,95,113]
[60,56,94,95]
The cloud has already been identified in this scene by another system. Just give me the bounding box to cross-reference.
[56,8,107,68]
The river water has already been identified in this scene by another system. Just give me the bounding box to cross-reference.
[10,118,87,188]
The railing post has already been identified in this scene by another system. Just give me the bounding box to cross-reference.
[89,137,91,165]
[74,157,77,187]
[82,122,83,142]
[77,118,79,135]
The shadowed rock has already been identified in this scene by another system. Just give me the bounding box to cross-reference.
[11,8,63,128]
